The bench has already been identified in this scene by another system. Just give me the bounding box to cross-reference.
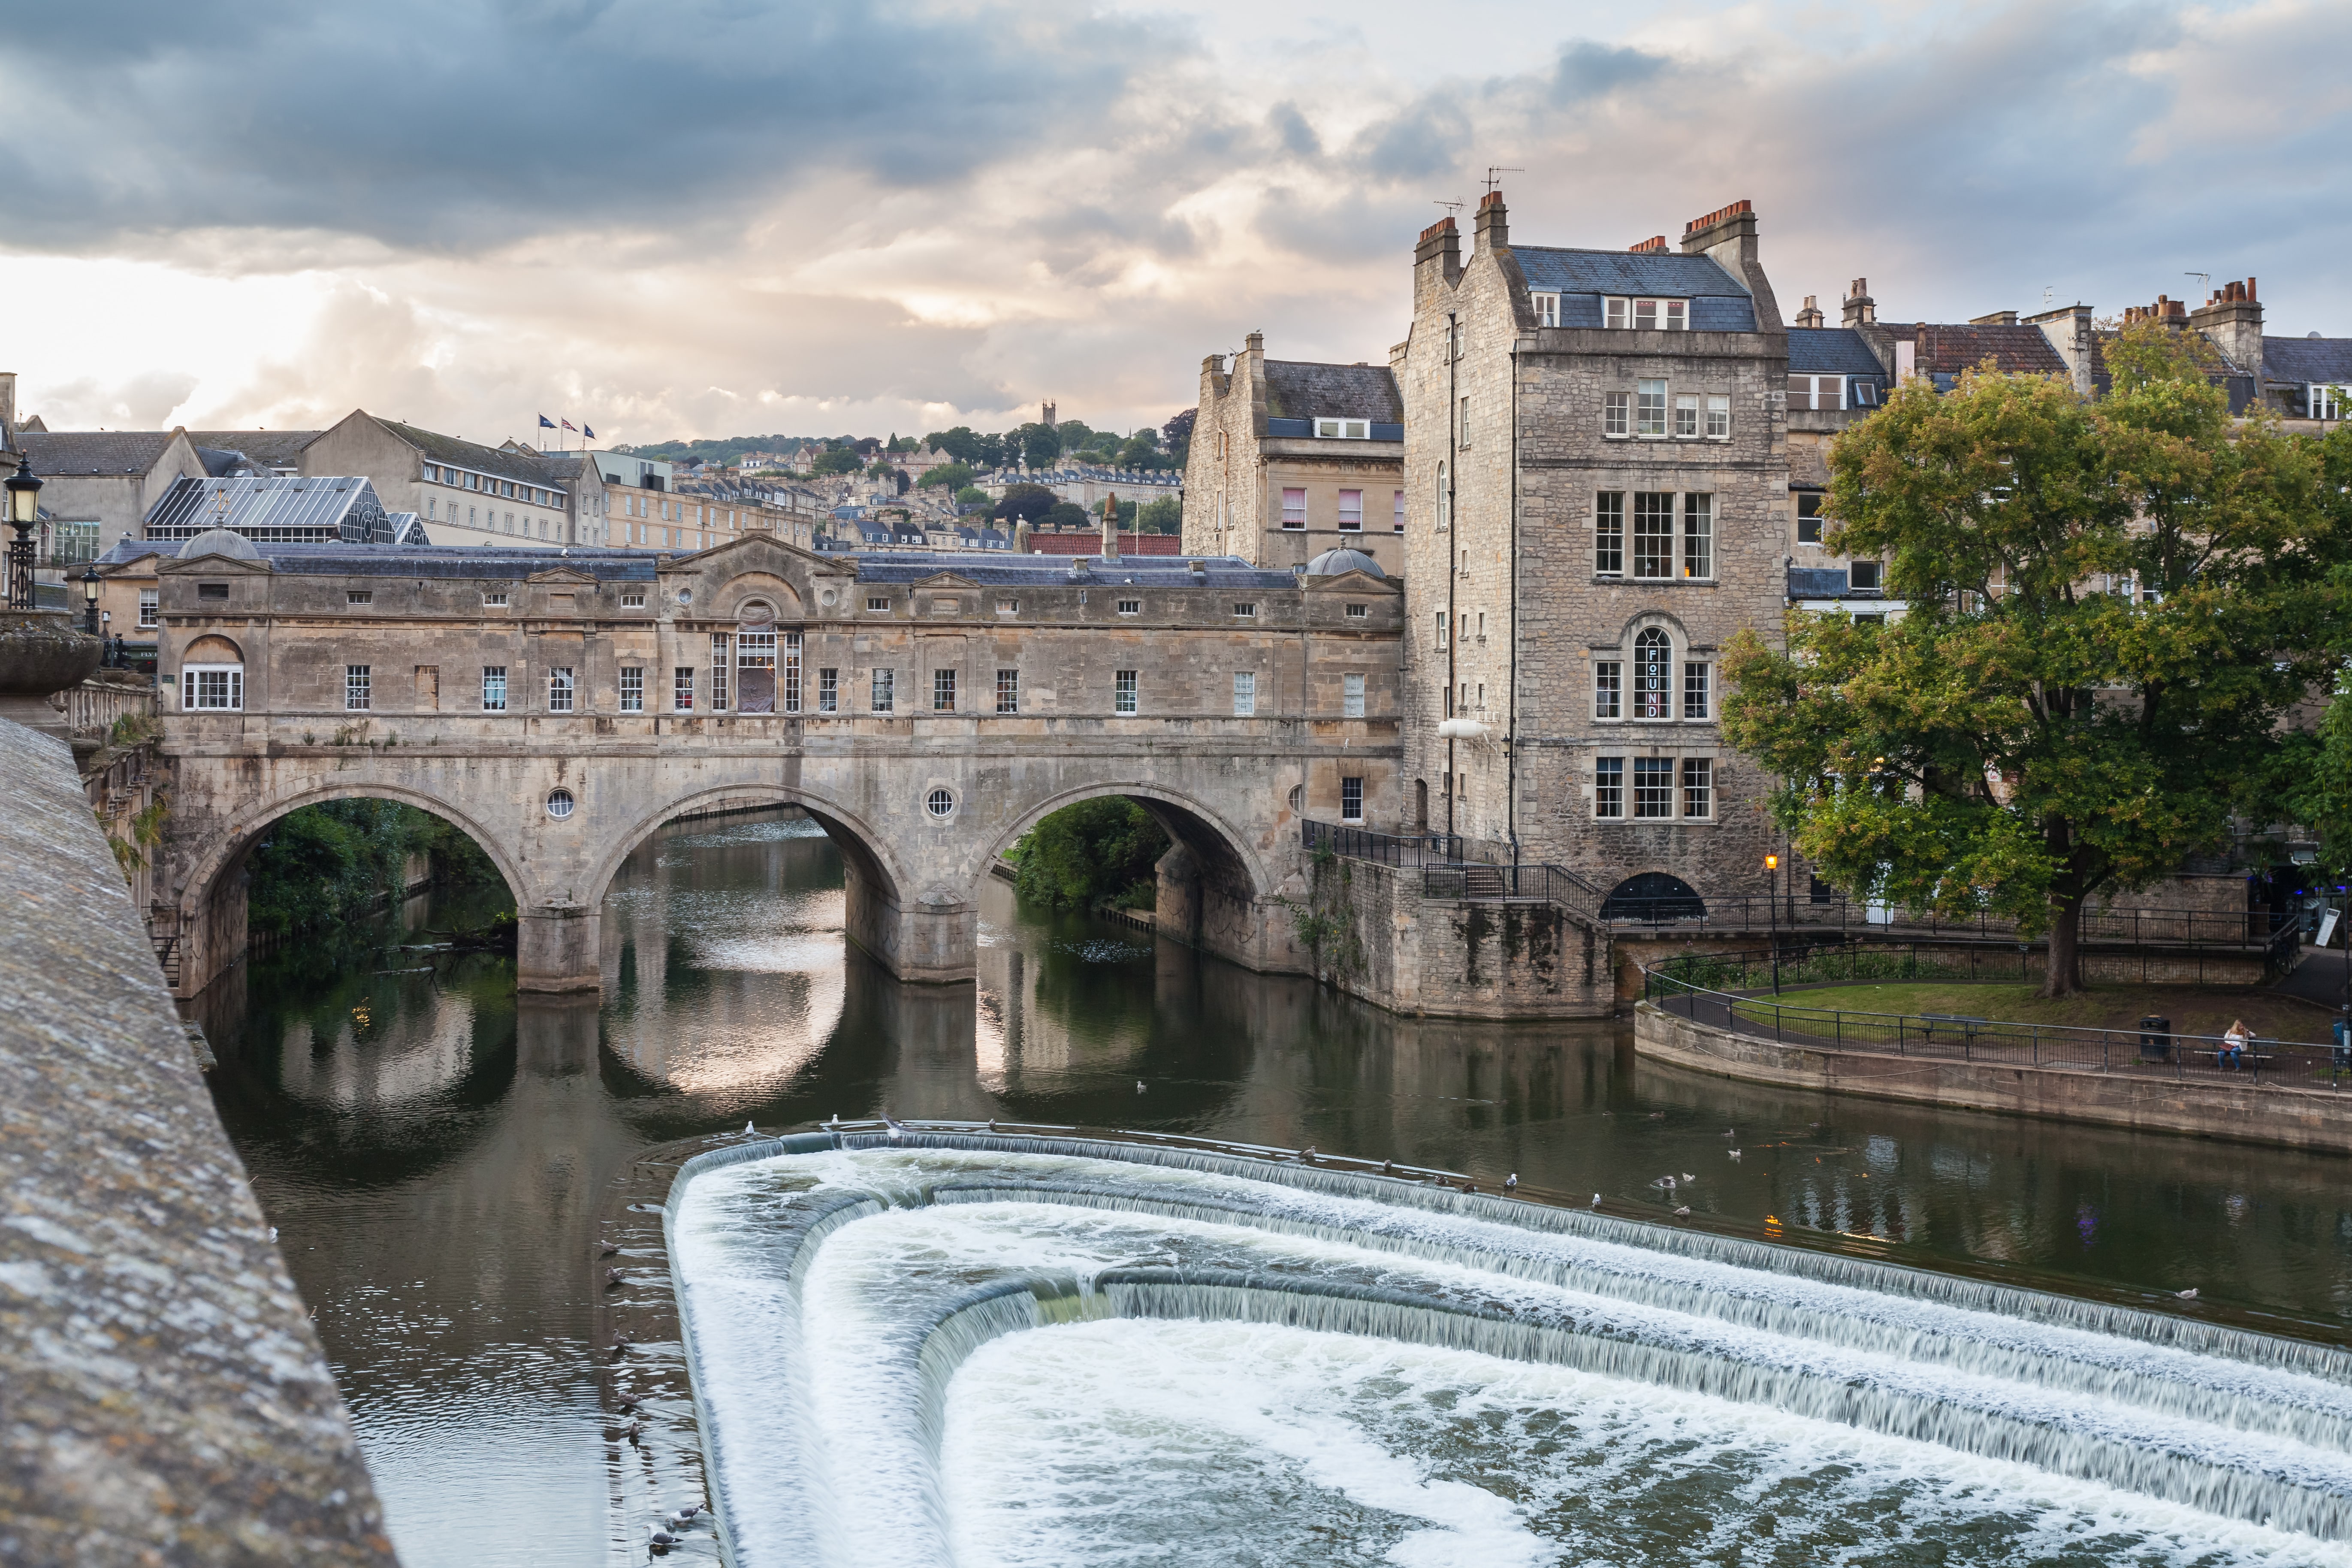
[1920,1014,1989,1046]
[2189,1046,2276,1073]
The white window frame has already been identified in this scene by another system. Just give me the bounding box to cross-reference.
[1233,602,1258,619]
[483,590,510,608]
[1114,669,1139,715]
[871,669,894,713]
[345,665,371,712]
[1849,559,1884,592]
[481,666,507,711]
[1531,291,1560,327]
[1682,492,1714,580]
[1706,395,1731,439]
[1633,755,1676,819]
[1797,492,1826,546]
[1674,394,1700,439]
[1232,671,1256,716]
[1594,491,1625,577]
[619,666,643,712]
[548,666,575,713]
[1636,380,1667,437]
[1594,659,1621,720]
[1342,671,1365,718]
[1313,418,1371,439]
[1603,391,1630,438]
[138,589,158,628]
[181,664,242,711]
[1117,598,1141,615]
[1345,602,1368,619]
[1338,489,1362,532]
[1280,487,1306,529]
[1631,493,1674,580]
[1393,489,1405,532]
[1340,775,1364,823]
[2313,384,2348,420]
[1682,758,1714,820]
[1594,756,1624,819]
[1606,297,1688,330]
[1789,374,1847,412]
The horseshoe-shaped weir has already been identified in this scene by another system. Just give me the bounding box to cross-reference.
[666,1130,2352,1566]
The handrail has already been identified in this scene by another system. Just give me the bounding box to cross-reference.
[1420,860,1607,921]
[1642,943,2351,1093]
[1302,819,1499,868]
[1605,893,2302,953]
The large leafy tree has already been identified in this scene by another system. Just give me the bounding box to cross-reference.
[1724,324,2333,994]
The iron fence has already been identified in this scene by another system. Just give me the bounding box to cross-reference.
[1303,819,1493,867]
[1645,944,2352,1093]
[1609,893,2300,950]
[1420,860,1608,922]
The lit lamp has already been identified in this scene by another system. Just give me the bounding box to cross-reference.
[82,563,102,636]
[5,454,40,612]
[1765,852,1781,993]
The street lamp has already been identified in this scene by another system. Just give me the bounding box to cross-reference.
[1766,852,1781,994]
[5,454,39,612]
[81,563,102,637]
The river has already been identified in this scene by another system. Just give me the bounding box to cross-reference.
[196,807,2352,1566]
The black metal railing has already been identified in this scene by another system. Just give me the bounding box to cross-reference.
[1303,819,1496,867]
[1604,893,2302,958]
[1644,944,2351,1092]
[1421,860,1609,922]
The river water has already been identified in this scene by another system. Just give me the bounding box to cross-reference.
[197,808,2352,1567]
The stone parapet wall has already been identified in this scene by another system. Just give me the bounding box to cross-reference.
[0,717,395,1565]
[1304,856,1612,1018]
[1635,1000,2352,1154]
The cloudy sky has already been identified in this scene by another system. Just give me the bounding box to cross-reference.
[3,0,2346,450]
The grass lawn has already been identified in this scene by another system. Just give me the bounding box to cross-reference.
[1733,982,2334,1046]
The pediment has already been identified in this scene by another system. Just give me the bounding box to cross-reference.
[526,565,600,585]
[1306,568,1401,593]
[157,551,272,575]
[913,572,985,591]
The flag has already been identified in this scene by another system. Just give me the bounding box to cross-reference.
[538,414,556,429]
[561,419,577,432]
[583,424,596,441]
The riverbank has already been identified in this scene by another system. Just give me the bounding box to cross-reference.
[1638,997,2352,1154]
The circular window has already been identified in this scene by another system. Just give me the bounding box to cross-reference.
[676,587,692,604]
[925,788,956,819]
[546,788,576,820]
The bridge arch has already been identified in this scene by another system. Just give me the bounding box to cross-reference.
[582,781,929,983]
[166,780,529,1002]
[980,781,1288,968]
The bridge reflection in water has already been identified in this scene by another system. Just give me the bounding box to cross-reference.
[193,808,2352,1568]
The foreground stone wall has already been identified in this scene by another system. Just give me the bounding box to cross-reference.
[1635,999,2352,1154]
[0,719,395,1564]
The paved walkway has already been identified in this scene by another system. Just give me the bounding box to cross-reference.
[2273,947,2349,1010]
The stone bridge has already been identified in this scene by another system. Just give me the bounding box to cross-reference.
[149,532,1406,997]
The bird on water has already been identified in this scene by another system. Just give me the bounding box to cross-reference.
[598,1239,619,1257]
[1136,1080,1147,1093]
[1504,1173,1519,1192]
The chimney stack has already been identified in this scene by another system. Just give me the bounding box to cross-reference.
[1100,492,1120,560]
[1473,189,1508,252]
[0,372,14,441]
[1842,279,1875,326]
[1414,217,1461,284]
[1794,296,1824,329]
[2189,277,2264,382]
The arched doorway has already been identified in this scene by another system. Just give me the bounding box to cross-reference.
[1600,871,1706,923]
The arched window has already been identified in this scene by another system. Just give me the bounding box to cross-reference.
[180,634,245,712]
[1633,628,1672,719]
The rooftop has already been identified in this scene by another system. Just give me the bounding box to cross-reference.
[1882,322,2070,376]
[1787,328,1889,379]
[11,429,178,477]
[1513,247,1757,331]
[852,550,1297,589]
[2263,335,2352,386]
[375,417,570,492]
[1262,360,1404,424]
[161,542,661,580]
[144,474,400,544]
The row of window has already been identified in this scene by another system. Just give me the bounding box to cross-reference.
[423,464,565,508]
[189,659,1369,719]
[1596,632,1709,719]
[1595,491,1712,579]
[1278,487,1407,532]
[1603,384,1732,441]
[1525,295,1694,332]
[1594,756,1713,820]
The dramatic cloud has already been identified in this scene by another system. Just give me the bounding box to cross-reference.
[2,0,2346,448]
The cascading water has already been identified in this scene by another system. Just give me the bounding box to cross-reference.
[666,1131,2352,1567]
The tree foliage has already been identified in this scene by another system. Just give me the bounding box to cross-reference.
[1722,323,2337,994]
[1041,501,1090,531]
[809,444,864,476]
[246,801,510,937]
[1012,798,1169,910]
[1163,408,1196,467]
[993,483,1058,523]
[1138,496,1183,533]
[916,461,973,491]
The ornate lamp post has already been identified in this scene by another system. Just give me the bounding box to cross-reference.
[1766,852,1781,994]
[6,454,40,611]
[82,563,102,637]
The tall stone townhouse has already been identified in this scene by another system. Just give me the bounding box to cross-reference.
[1181,335,1407,575]
[1395,193,1789,912]
[303,411,585,548]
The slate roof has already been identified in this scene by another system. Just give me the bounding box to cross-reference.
[1514,248,1757,332]
[184,431,321,468]
[854,550,1294,589]
[375,418,571,491]
[210,544,660,581]
[1262,361,1403,423]
[2263,336,2352,385]
[1027,532,1182,556]
[12,431,177,477]
[1882,323,2069,376]
[1787,328,1887,378]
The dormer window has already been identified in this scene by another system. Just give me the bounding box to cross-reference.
[1314,419,1371,439]
[1606,298,1688,331]
[1789,375,1847,411]
[1531,292,1560,327]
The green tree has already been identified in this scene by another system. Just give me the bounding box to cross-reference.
[1162,408,1196,467]
[1722,324,2330,995]
[924,426,984,465]
[1013,798,1170,909]
[993,483,1058,523]
[1116,429,1164,468]
[1015,423,1062,470]
[954,486,993,509]
[917,461,974,491]
[1041,501,1090,531]
[810,445,863,476]
[1138,496,1183,533]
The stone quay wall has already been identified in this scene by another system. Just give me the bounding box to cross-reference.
[0,717,395,1565]
[1635,999,2352,1154]
[1301,856,1613,1019]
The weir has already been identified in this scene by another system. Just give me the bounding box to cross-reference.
[664,1129,2352,1566]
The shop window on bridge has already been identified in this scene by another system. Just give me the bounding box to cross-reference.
[182,663,242,711]
[1601,871,1706,921]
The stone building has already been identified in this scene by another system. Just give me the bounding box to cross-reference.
[1395,193,1790,911]
[303,410,585,547]
[1181,334,1406,574]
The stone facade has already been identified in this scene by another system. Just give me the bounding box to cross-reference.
[1397,193,1788,908]
[151,535,1404,998]
[1182,333,1407,575]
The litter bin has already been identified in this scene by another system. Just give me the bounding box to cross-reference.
[2138,1015,2171,1063]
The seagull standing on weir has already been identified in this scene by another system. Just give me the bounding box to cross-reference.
[884,1115,909,1140]
[1505,1173,1519,1192]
